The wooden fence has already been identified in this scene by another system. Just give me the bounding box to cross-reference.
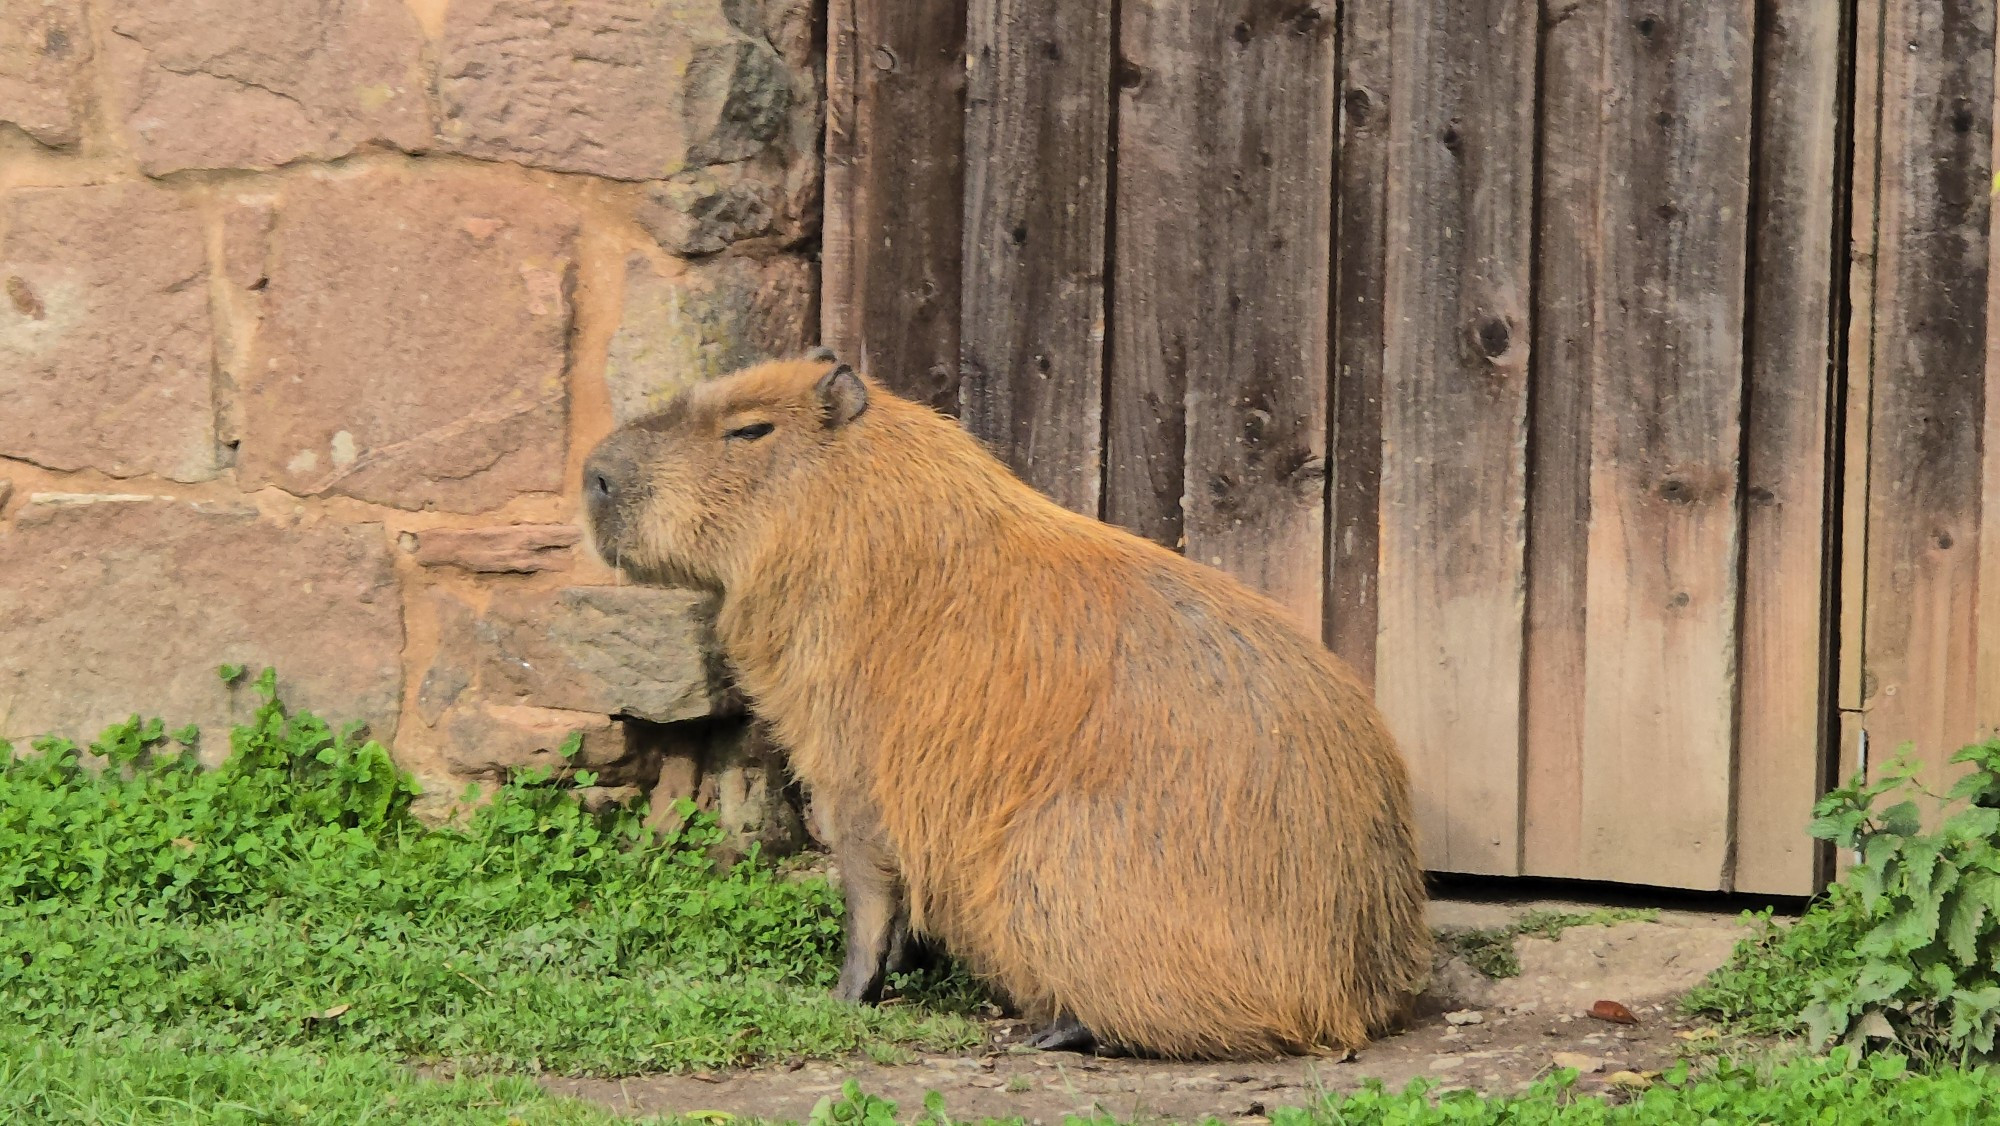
[820,0,2000,897]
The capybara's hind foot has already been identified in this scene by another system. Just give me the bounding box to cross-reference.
[1026,1012,1132,1056]
[1027,1014,1095,1053]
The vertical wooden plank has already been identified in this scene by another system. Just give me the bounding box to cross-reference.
[1522,0,1606,880]
[1859,0,1992,789]
[1107,1,1335,634]
[1567,1,1757,890]
[1838,0,1884,717]
[1732,2,1844,896]
[1981,45,2000,743]
[1327,3,1391,680]
[959,0,1114,515]
[821,0,969,411]
[1372,1,1536,875]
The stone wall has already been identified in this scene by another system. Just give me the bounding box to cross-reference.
[0,0,820,849]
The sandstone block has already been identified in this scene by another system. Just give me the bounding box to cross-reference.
[440,703,625,781]
[103,0,429,175]
[576,784,645,813]
[699,720,807,864]
[634,717,807,863]
[0,184,218,482]
[0,0,87,147]
[437,0,794,181]
[605,253,815,423]
[410,524,582,573]
[637,167,799,256]
[239,169,578,512]
[424,586,737,726]
[0,496,404,761]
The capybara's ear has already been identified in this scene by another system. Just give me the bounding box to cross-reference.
[816,363,868,429]
[806,345,838,363]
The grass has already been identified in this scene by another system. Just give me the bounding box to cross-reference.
[0,1031,663,1125]
[0,668,981,1081]
[6,669,1987,1122]
[802,1051,2000,1126]
[1438,908,1661,980]
[12,1040,2000,1126]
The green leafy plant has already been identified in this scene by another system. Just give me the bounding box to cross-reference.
[1690,737,2000,1066]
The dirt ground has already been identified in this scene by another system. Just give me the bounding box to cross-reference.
[546,894,1769,1122]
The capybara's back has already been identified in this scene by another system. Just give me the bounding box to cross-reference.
[582,355,1431,1059]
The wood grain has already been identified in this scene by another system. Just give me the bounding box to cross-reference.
[821,0,970,410]
[1522,0,1607,880]
[1838,0,1885,716]
[1106,0,1336,634]
[1981,32,2000,745]
[1327,2,1391,679]
[960,0,1115,515]
[1858,0,1992,793]
[1559,0,1757,890]
[1372,0,1536,876]
[1733,1,1844,896]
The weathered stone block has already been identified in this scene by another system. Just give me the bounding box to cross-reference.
[605,253,815,423]
[0,184,218,482]
[635,717,807,864]
[437,0,795,181]
[238,168,578,512]
[439,703,625,781]
[699,720,807,864]
[0,496,404,761]
[425,586,737,726]
[637,166,800,256]
[0,0,87,147]
[410,524,582,573]
[103,0,430,175]
[628,0,821,257]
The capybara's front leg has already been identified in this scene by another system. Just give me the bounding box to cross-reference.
[831,829,903,1004]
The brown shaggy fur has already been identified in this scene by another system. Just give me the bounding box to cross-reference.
[582,356,1432,1059]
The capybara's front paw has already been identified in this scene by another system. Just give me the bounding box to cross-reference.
[832,963,883,1005]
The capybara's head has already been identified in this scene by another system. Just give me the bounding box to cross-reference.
[581,353,870,589]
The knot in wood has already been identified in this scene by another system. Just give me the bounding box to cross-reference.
[1343,87,1374,126]
[1285,5,1325,35]
[1473,317,1512,361]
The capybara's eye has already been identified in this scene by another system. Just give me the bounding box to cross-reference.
[725,421,775,442]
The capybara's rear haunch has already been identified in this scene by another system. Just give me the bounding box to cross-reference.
[582,356,1431,1059]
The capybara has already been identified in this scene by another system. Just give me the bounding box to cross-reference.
[581,354,1431,1059]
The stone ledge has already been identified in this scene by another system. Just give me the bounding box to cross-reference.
[421,585,740,731]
